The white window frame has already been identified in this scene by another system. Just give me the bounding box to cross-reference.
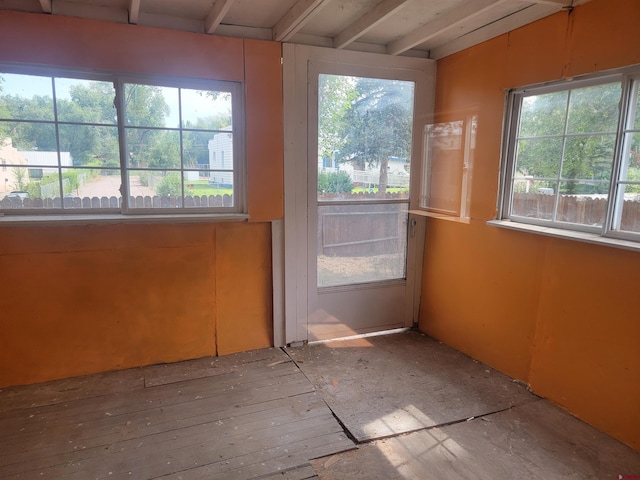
[496,65,640,246]
[0,64,246,221]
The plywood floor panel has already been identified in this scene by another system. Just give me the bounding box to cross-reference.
[286,330,539,442]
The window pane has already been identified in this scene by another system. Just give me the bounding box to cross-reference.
[566,83,621,134]
[317,203,408,287]
[511,190,555,220]
[61,168,121,208]
[0,123,59,210]
[514,137,563,179]
[183,130,218,170]
[184,170,233,208]
[1,167,118,210]
[208,170,234,191]
[125,129,180,169]
[519,91,567,137]
[0,121,56,151]
[55,78,116,125]
[206,130,233,171]
[180,89,232,129]
[127,170,181,208]
[555,186,607,226]
[58,124,120,167]
[0,73,54,121]
[561,134,615,186]
[1,170,61,209]
[123,84,179,128]
[317,74,414,202]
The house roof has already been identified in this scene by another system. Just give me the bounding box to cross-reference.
[20,151,73,167]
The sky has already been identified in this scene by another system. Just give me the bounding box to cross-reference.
[0,72,232,128]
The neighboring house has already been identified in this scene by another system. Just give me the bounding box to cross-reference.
[20,151,72,177]
[208,126,233,187]
[0,138,29,195]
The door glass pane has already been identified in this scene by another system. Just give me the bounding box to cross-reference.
[317,75,414,201]
[317,203,408,287]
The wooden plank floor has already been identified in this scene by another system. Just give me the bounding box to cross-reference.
[286,331,538,442]
[0,348,354,479]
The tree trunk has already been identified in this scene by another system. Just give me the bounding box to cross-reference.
[377,156,388,198]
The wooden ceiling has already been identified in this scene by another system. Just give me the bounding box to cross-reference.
[0,0,587,58]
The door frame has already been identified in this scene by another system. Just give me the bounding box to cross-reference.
[282,44,435,345]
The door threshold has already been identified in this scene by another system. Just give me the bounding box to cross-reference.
[307,327,411,345]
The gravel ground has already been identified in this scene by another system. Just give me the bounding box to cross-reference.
[317,253,406,287]
[75,175,155,198]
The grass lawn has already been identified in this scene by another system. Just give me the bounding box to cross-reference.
[184,180,233,196]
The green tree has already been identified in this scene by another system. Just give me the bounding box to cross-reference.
[11,167,27,190]
[57,81,120,167]
[147,131,180,170]
[335,77,414,196]
[0,76,10,141]
[183,115,230,167]
[516,83,621,194]
[123,84,171,167]
[318,75,357,161]
[157,173,181,196]
[318,171,353,194]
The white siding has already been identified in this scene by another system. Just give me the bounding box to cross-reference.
[207,126,233,187]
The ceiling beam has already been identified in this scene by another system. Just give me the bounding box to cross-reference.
[205,0,236,34]
[386,0,510,56]
[128,0,140,24]
[333,0,409,49]
[273,0,331,42]
[39,0,52,14]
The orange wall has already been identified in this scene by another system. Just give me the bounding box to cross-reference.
[0,12,282,387]
[421,0,640,450]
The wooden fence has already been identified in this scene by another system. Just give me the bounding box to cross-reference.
[0,194,233,209]
[318,191,409,201]
[512,193,640,231]
[318,203,407,256]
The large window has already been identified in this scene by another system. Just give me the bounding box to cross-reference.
[499,67,640,241]
[0,67,243,216]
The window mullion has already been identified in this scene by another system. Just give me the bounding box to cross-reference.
[51,76,65,207]
[178,88,185,206]
[605,77,633,233]
[501,92,521,219]
[114,79,130,213]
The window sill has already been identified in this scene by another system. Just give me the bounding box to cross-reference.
[0,213,250,227]
[409,209,471,224]
[487,219,640,253]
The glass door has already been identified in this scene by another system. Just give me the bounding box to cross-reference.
[307,65,424,342]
